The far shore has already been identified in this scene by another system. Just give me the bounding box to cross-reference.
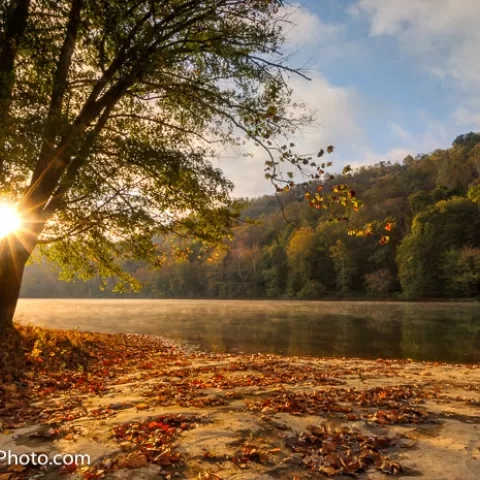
[17,295,480,303]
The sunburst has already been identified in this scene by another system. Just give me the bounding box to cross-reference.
[0,203,22,239]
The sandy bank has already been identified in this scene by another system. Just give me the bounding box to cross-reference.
[0,328,479,479]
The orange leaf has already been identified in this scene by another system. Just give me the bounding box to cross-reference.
[379,235,390,245]
[7,465,26,473]
[320,465,338,476]
[61,463,78,473]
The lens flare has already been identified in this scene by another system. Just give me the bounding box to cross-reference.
[0,203,22,239]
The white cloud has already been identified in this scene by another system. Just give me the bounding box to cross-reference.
[276,4,364,66]
[214,3,477,198]
[454,106,480,129]
[209,7,370,198]
[279,4,343,47]
[350,0,480,92]
[288,73,365,146]
[345,111,460,172]
[219,86,463,197]
[219,79,458,197]
[346,147,413,171]
[219,72,366,197]
[389,122,410,140]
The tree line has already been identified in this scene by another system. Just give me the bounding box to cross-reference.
[21,132,480,300]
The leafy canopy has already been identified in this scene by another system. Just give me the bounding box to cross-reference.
[0,0,361,291]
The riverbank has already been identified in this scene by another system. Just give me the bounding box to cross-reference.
[18,294,480,302]
[0,325,479,480]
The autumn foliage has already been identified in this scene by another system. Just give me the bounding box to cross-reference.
[2,325,478,479]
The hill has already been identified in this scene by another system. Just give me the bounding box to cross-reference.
[21,132,480,300]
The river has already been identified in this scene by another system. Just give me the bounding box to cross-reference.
[14,299,480,363]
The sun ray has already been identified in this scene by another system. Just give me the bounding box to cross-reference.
[0,203,22,239]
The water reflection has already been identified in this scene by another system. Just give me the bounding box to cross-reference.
[15,299,480,363]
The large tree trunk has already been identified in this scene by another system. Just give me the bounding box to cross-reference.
[0,234,33,332]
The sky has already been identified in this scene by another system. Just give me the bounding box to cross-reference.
[220,0,480,197]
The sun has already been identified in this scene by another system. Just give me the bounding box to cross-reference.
[0,203,22,239]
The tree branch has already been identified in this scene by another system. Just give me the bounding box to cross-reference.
[0,0,31,175]
[33,0,84,179]
[45,100,116,216]
[24,77,128,215]
[249,55,312,81]
[109,113,215,144]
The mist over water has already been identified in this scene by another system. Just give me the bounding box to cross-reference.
[14,299,480,363]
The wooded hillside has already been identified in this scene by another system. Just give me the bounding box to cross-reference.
[21,132,480,300]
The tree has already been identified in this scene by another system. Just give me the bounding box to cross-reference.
[396,197,480,298]
[408,190,431,215]
[364,268,394,295]
[442,247,480,297]
[452,132,480,149]
[329,239,355,293]
[468,144,480,178]
[0,0,337,330]
[468,183,480,205]
[262,242,288,297]
[396,224,436,299]
[286,226,315,295]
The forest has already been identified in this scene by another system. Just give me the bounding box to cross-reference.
[21,132,480,300]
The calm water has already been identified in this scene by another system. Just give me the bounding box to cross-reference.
[14,299,480,363]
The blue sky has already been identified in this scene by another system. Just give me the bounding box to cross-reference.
[223,0,480,197]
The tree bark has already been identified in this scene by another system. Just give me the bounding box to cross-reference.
[0,234,34,332]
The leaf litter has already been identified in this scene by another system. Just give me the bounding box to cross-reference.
[0,324,479,479]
